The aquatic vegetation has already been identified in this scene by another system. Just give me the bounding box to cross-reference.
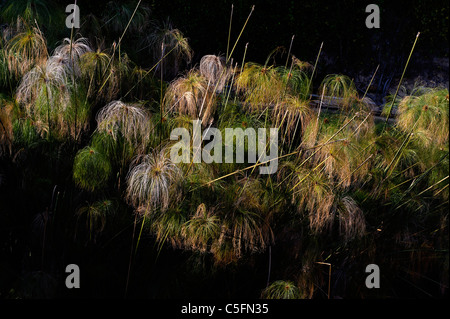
[319,74,359,110]
[163,69,217,125]
[52,37,92,77]
[73,146,112,192]
[199,54,231,93]
[6,26,48,79]
[261,280,300,299]
[143,19,193,80]
[0,1,447,300]
[125,148,182,212]
[96,100,153,151]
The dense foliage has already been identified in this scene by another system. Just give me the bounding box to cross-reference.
[0,0,448,299]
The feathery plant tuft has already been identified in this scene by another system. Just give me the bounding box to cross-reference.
[319,74,359,110]
[235,62,283,112]
[96,100,153,152]
[73,146,112,192]
[273,94,313,146]
[0,99,15,156]
[79,49,119,102]
[6,25,48,79]
[102,1,151,36]
[16,57,68,137]
[163,69,217,125]
[1,0,58,27]
[182,203,220,252]
[215,177,274,260]
[199,54,231,93]
[126,147,182,213]
[396,87,449,148]
[52,37,92,77]
[336,195,366,241]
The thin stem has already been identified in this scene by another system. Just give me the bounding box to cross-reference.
[316,86,326,129]
[281,57,295,100]
[306,42,323,99]
[227,5,255,64]
[336,154,374,188]
[266,245,272,288]
[45,84,51,139]
[284,35,295,70]
[160,44,164,145]
[223,62,238,112]
[69,1,77,139]
[100,0,142,85]
[383,32,420,129]
[135,214,147,254]
[362,64,379,100]
[416,175,449,197]
[122,46,177,99]
[199,79,211,119]
[434,183,449,197]
[316,262,331,299]
[226,4,234,61]
[41,210,48,270]
[234,42,249,104]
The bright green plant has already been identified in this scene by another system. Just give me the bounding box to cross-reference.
[73,146,112,192]
[261,280,300,299]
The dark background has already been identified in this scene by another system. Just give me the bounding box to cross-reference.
[3,0,447,99]
[78,0,449,101]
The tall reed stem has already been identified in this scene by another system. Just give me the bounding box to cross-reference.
[100,0,142,88]
[69,0,77,140]
[306,42,323,99]
[383,32,420,129]
[362,64,379,100]
[234,42,249,104]
[224,62,238,112]
[226,4,234,61]
[123,45,177,99]
[160,43,164,144]
[284,35,295,70]
[316,262,331,299]
[227,5,255,64]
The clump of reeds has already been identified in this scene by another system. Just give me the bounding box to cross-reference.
[181,203,220,252]
[163,69,217,125]
[5,24,48,79]
[125,147,182,213]
[73,146,112,192]
[199,54,231,93]
[261,280,301,299]
[96,100,153,152]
